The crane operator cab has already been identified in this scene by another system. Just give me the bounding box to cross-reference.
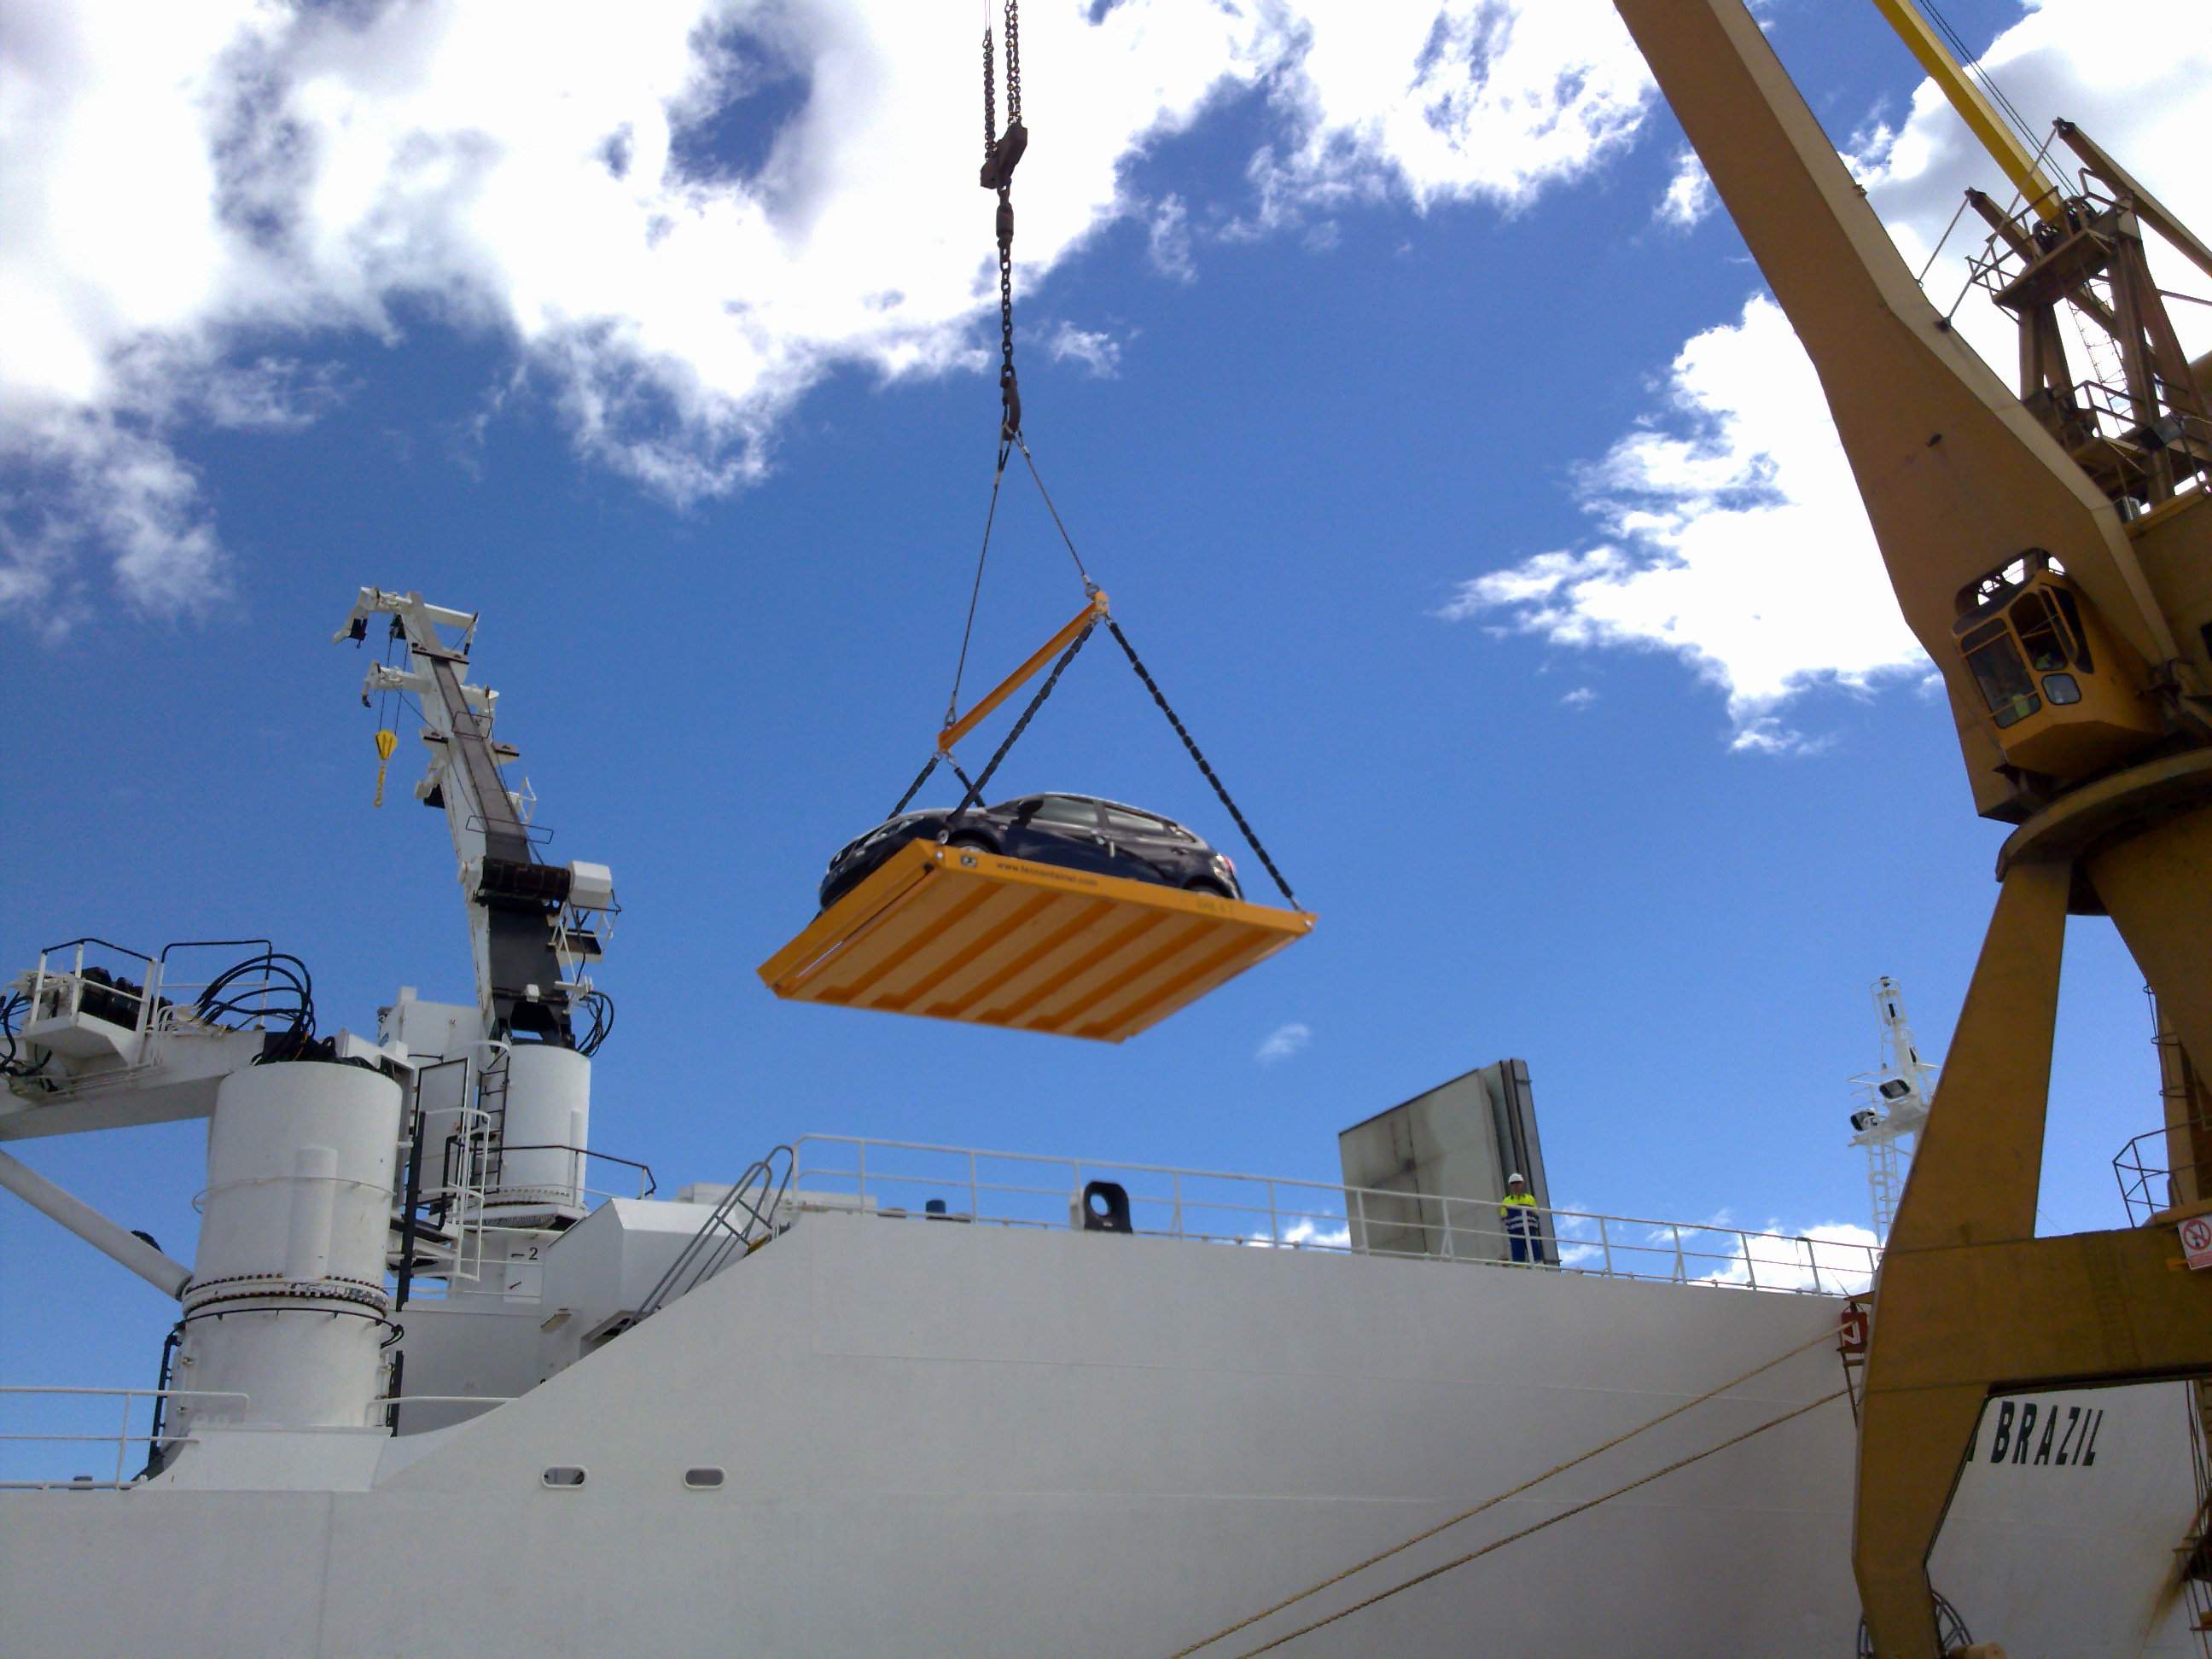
[1951,549,2163,783]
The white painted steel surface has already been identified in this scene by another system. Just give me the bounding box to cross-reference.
[486,1044,591,1222]
[174,1062,404,1435]
[1,1206,2191,1656]
[0,1148,191,1296]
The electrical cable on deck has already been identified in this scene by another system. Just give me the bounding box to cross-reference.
[1220,1388,1851,1659]
[1166,1324,1844,1658]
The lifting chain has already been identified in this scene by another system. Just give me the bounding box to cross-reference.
[948,619,1094,823]
[1106,620,1300,908]
[979,0,1027,441]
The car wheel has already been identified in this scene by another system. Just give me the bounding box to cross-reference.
[946,832,997,854]
[1184,877,1233,899]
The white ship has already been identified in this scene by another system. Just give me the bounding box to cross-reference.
[0,586,2197,1656]
[8,0,2212,1651]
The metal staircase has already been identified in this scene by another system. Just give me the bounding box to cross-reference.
[635,1144,795,1321]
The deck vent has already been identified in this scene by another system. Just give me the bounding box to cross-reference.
[683,1467,725,1489]
[541,1466,587,1488]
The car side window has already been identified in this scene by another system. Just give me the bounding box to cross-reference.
[1101,806,1171,836]
[1029,797,1100,828]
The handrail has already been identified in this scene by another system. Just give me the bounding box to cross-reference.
[0,1386,250,1487]
[636,1144,796,1319]
[785,1133,1880,1298]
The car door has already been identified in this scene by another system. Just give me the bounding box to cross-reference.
[1003,795,1121,876]
[1097,804,1191,885]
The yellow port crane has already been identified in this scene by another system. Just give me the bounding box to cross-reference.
[1607,1,2212,1653]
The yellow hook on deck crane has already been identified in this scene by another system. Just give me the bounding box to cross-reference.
[371,728,399,808]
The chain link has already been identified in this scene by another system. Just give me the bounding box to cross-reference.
[1002,0,1021,124]
[949,620,1094,822]
[1104,620,1300,908]
[981,26,995,160]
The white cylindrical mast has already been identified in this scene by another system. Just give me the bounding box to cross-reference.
[485,1045,592,1225]
[172,1062,404,1441]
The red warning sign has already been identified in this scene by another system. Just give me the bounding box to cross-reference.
[2180,1215,2212,1272]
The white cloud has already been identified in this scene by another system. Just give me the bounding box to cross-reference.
[1146,193,1196,282]
[1254,1020,1312,1064]
[1655,148,1714,230]
[1441,294,1926,751]
[1442,0,2212,751]
[1045,322,1121,378]
[1692,1220,1881,1295]
[1243,0,1650,227]
[1561,685,1597,708]
[1,0,1658,625]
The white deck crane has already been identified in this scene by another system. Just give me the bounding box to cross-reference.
[1847,976,1940,1241]
[336,589,616,1051]
[336,588,620,1254]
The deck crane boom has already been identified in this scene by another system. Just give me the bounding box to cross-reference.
[336,588,616,1051]
[1605,2,2212,1653]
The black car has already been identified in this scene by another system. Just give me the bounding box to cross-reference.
[819,793,1243,911]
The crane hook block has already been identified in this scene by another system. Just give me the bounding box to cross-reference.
[372,728,399,809]
[757,840,1314,1043]
[979,120,1027,191]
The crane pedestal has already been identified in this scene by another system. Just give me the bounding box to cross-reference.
[1854,760,2212,1657]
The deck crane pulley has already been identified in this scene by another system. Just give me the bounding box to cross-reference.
[755,1,1313,1041]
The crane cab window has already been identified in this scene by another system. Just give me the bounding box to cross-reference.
[2010,591,2076,672]
[1960,619,2040,729]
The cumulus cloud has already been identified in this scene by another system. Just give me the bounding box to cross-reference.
[1560,685,1598,709]
[1443,0,2212,750]
[1254,1021,1311,1064]
[1655,148,1714,230]
[1,0,1657,626]
[1146,193,1196,282]
[1440,294,1925,751]
[1045,322,1121,378]
[1693,1220,1881,1295]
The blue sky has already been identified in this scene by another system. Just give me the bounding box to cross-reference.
[4,0,2208,1428]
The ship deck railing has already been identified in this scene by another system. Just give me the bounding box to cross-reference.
[0,1386,249,1489]
[786,1134,1882,1297]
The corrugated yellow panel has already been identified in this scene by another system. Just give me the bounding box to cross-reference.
[757,841,1315,1042]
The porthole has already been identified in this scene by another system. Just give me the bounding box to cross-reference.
[683,1466,725,1489]
[541,1465,587,1488]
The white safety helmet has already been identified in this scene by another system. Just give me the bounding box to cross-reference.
[1506,1173,1527,1185]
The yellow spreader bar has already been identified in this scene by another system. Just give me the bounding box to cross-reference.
[937,591,1109,756]
[757,839,1315,1043]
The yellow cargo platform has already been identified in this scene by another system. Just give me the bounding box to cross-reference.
[757,840,1314,1042]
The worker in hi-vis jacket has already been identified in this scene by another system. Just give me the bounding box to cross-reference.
[1500,1173,1540,1266]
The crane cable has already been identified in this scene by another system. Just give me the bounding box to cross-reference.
[911,0,1296,907]
[1166,1324,1848,1657]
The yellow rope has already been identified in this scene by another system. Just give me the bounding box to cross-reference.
[1166,1324,1842,1659]
[1230,1387,1851,1657]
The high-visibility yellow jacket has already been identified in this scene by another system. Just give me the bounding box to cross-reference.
[1500,1190,1538,1231]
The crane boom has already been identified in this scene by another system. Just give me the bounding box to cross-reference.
[1866,0,2066,223]
[336,589,615,1050]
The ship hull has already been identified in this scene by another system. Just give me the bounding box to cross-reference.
[2,1207,2193,1655]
